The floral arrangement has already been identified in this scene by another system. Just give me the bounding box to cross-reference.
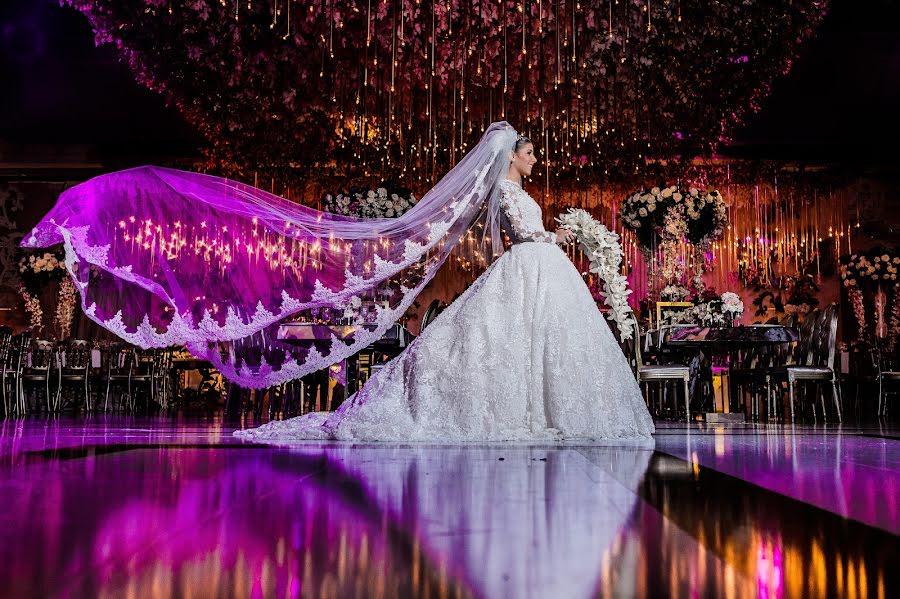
[840,249,900,288]
[841,248,900,342]
[18,287,43,333]
[721,292,745,316]
[660,284,690,302]
[18,250,66,290]
[557,209,636,340]
[661,290,743,327]
[620,185,728,253]
[323,186,417,219]
[56,278,79,339]
[16,248,78,337]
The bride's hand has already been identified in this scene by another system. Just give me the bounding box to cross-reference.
[555,228,575,244]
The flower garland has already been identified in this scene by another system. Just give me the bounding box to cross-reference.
[621,185,728,253]
[18,285,43,333]
[323,186,417,219]
[847,286,867,342]
[557,209,636,340]
[889,282,900,352]
[56,277,78,339]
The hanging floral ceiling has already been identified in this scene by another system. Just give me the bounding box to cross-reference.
[64,0,828,189]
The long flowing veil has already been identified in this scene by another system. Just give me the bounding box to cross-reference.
[22,122,519,388]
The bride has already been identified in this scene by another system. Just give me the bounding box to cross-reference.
[24,121,653,442]
[237,131,654,442]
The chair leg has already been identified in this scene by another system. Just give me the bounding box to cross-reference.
[819,386,828,423]
[788,379,796,423]
[878,375,884,417]
[832,378,842,423]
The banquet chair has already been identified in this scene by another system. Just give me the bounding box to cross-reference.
[876,339,900,418]
[57,340,93,411]
[0,329,14,415]
[0,330,27,416]
[128,349,156,411]
[766,305,842,423]
[729,314,797,420]
[151,348,175,409]
[102,344,136,411]
[20,339,57,414]
[621,322,692,422]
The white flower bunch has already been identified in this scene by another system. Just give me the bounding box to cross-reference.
[557,208,636,340]
[721,291,744,315]
[692,302,726,326]
[324,187,417,219]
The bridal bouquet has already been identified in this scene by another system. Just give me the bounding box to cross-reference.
[323,185,417,219]
[556,209,636,340]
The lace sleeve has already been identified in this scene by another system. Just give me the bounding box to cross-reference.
[499,187,557,244]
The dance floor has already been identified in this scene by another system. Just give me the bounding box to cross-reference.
[0,417,896,598]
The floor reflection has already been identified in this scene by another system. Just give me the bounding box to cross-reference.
[0,418,896,598]
[638,451,898,599]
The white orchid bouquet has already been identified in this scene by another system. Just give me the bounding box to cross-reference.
[323,185,417,219]
[660,284,690,302]
[556,208,636,340]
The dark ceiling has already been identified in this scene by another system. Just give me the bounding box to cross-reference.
[1,0,898,166]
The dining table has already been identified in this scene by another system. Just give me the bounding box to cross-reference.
[662,324,799,420]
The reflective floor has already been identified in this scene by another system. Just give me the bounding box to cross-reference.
[0,417,896,598]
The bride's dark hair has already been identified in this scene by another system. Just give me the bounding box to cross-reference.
[514,135,532,152]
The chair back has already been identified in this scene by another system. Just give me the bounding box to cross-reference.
[61,340,92,372]
[103,343,135,376]
[811,304,839,369]
[0,329,12,372]
[29,340,56,372]
[793,309,820,365]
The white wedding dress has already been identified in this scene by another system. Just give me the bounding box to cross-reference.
[236,179,654,442]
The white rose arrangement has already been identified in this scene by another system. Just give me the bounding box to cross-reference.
[556,208,637,340]
[621,184,727,253]
[720,291,744,316]
[323,186,417,219]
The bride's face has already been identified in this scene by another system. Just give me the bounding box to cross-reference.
[511,143,538,177]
